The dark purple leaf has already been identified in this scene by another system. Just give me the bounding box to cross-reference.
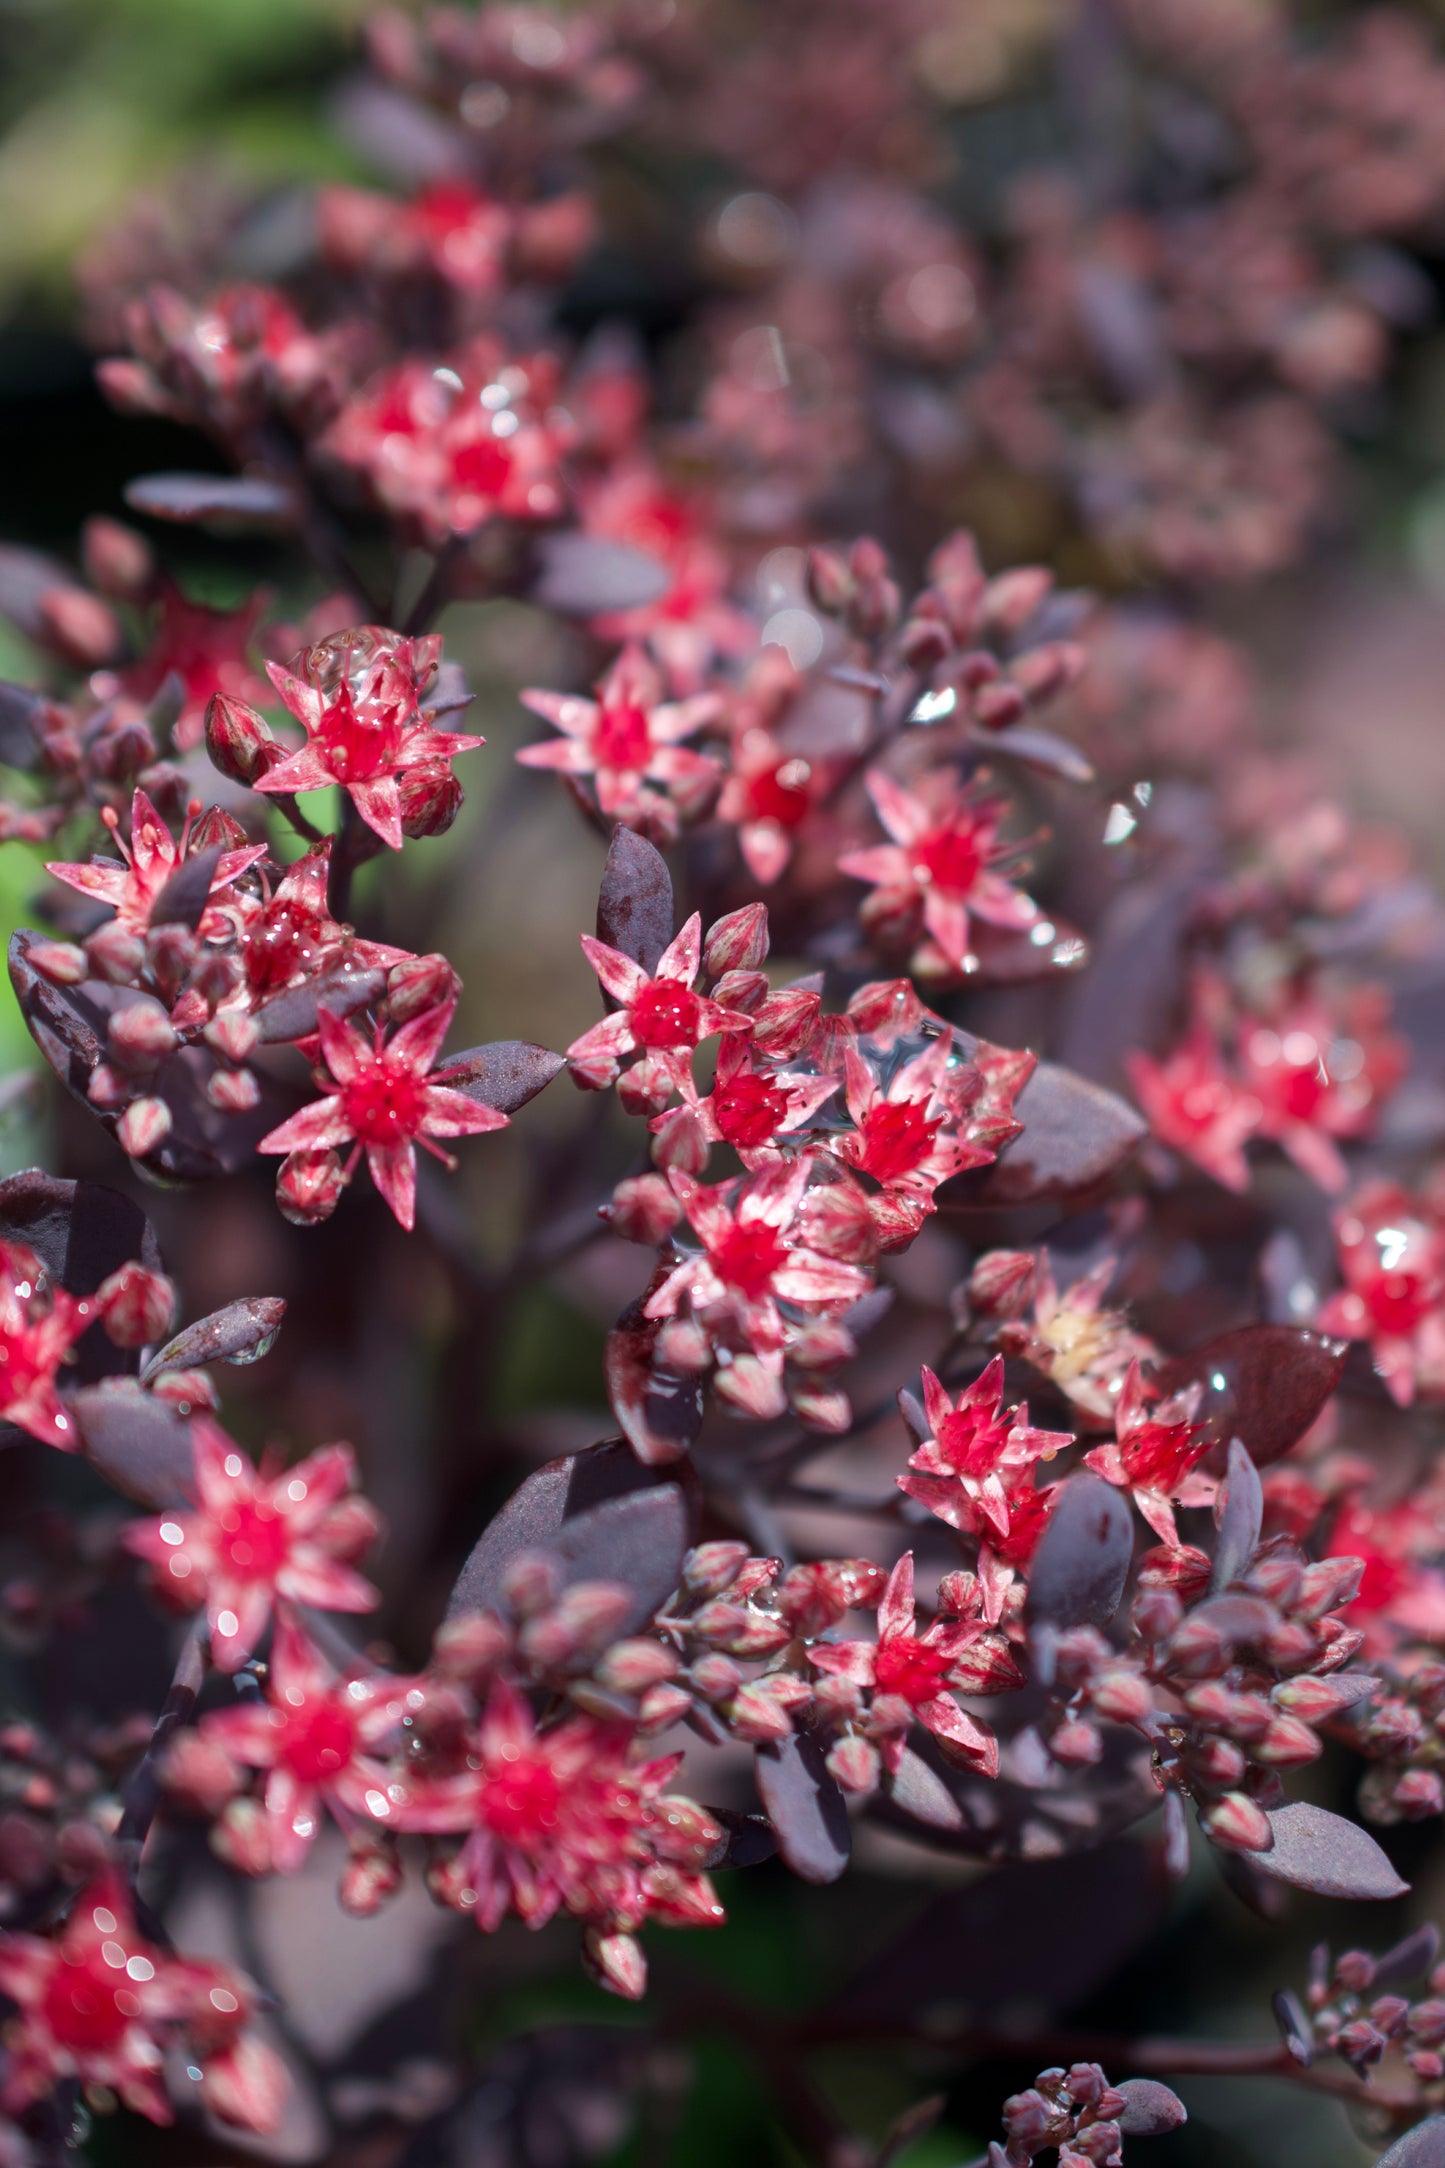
[548,1487,689,1634]
[0,1170,162,1385]
[1271,1989,1313,2066]
[973,724,1094,785]
[1375,2119,1445,2168]
[440,1041,565,1115]
[1025,1474,1134,1680]
[966,916,1091,989]
[605,1272,704,1467]
[941,1057,1146,1212]
[1154,1326,1346,1469]
[140,1297,286,1382]
[883,1747,967,1835]
[898,1388,929,1445]
[1250,1803,1408,1900]
[596,827,673,975]
[0,682,42,770]
[754,1733,850,1884]
[0,543,70,641]
[529,532,670,617]
[1373,1924,1441,1991]
[254,966,387,1045]
[446,1439,695,1628]
[123,472,295,528]
[1113,2080,1187,2137]
[1162,1786,1190,1881]
[702,1809,777,1871]
[70,1383,194,1508]
[1210,1440,1263,1592]
[149,847,223,932]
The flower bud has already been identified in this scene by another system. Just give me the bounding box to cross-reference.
[1199,1791,1272,1852]
[204,1009,259,1064]
[826,1732,880,1794]
[38,584,123,668]
[1394,1769,1445,1818]
[212,1796,275,1877]
[339,1832,403,1917]
[1254,1714,1323,1768]
[1185,1736,1246,1789]
[85,922,147,985]
[398,766,463,839]
[145,924,198,999]
[190,806,250,853]
[519,1581,633,1669]
[431,1610,511,1683]
[109,999,178,1070]
[972,682,1027,732]
[207,1068,261,1112]
[592,1638,680,1695]
[26,940,87,986]
[603,1172,680,1244]
[806,545,854,615]
[983,565,1053,637]
[163,1731,243,1815]
[499,1549,561,1619]
[649,1105,708,1176]
[82,515,154,599]
[723,1683,795,1742]
[582,1925,647,2001]
[636,1682,693,1731]
[117,1095,173,1159]
[87,1063,129,1112]
[1090,1668,1154,1725]
[703,903,770,978]
[1050,1718,1103,1765]
[89,715,157,784]
[682,1541,749,1598]
[1272,1673,1357,1722]
[152,1368,219,1414]
[277,1148,346,1226]
[966,1248,1037,1319]
[385,952,461,1023]
[204,694,278,786]
[96,1263,175,1348]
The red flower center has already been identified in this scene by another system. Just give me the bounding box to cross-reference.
[873,1634,949,1706]
[316,686,406,782]
[1364,1269,1435,1336]
[913,823,984,897]
[857,1100,941,1182]
[478,1752,563,1844]
[713,1071,791,1149]
[934,1406,1014,1479]
[216,1501,292,1582]
[42,1951,136,2056]
[707,1220,790,1300]
[745,760,811,828]
[450,432,514,503]
[630,980,703,1050]
[246,899,331,994]
[0,1320,49,1403]
[339,1057,429,1148]
[281,1698,360,1784]
[592,701,654,773]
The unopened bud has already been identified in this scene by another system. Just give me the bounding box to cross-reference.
[385,952,461,1023]
[398,766,463,839]
[117,1095,173,1159]
[152,1368,219,1414]
[592,1638,679,1695]
[1200,1791,1273,1852]
[682,1541,750,1598]
[190,806,249,853]
[689,1653,743,1700]
[724,1682,795,1743]
[277,1148,346,1226]
[1090,1668,1154,1725]
[204,694,278,786]
[1050,1718,1103,1765]
[96,1263,175,1348]
[983,566,1053,637]
[518,1581,633,1669]
[637,1682,693,1730]
[967,1248,1037,1319]
[38,585,123,669]
[26,940,87,986]
[204,1010,259,1064]
[431,1610,511,1682]
[85,922,147,985]
[163,1731,243,1815]
[703,903,769,978]
[206,1068,261,1113]
[339,1832,403,1916]
[1254,1714,1323,1768]
[82,516,155,600]
[805,545,854,615]
[582,1925,647,2001]
[826,1732,880,1794]
[108,999,177,1070]
[972,682,1027,732]
[499,1549,561,1619]
[603,1172,680,1244]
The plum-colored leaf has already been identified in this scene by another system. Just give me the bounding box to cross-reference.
[975,724,1094,785]
[1271,1988,1313,2066]
[596,826,673,975]
[1250,1802,1408,1900]
[1162,1786,1190,1880]
[605,1269,704,1466]
[548,1488,689,1634]
[149,847,223,931]
[254,967,388,1045]
[1210,1439,1263,1592]
[529,532,670,617]
[1025,1473,1133,1680]
[441,1042,565,1114]
[754,1733,850,1884]
[0,682,42,770]
[1154,1325,1345,1469]
[0,1169,162,1384]
[123,472,295,527]
[1114,2080,1187,2136]
[1375,1924,1442,1991]
[940,1054,1146,1211]
[141,1297,286,1382]
[447,1439,695,1630]
[966,917,1091,989]
[1375,2119,1445,2168]
[0,543,70,641]
[70,1383,194,1508]
[702,1809,777,1870]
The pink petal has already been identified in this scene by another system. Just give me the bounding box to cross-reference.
[254,746,337,796]
[390,999,457,1077]
[366,1139,417,1229]
[419,1085,510,1137]
[579,934,648,1007]
[350,776,404,851]
[657,912,702,987]
[877,1551,915,1642]
[864,768,929,846]
[257,1097,353,1156]
[519,689,599,736]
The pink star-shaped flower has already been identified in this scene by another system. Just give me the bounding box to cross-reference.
[717,726,819,886]
[198,1611,411,1870]
[1237,992,1406,1194]
[0,1239,88,1451]
[122,1420,379,1671]
[838,767,1042,975]
[809,1553,1015,1778]
[258,998,508,1231]
[897,1355,1073,1542]
[567,913,752,1101]
[1126,1023,1261,1192]
[1083,1359,1211,1544]
[46,787,266,937]
[254,627,484,850]
[122,577,271,747]
[518,643,722,841]
[232,839,408,1006]
[677,1032,837,1161]
[1317,1180,1445,1406]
